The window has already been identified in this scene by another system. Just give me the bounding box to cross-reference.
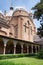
[24,23,27,32]
[14,25,18,38]
[24,22,29,32]
[27,21,30,25]
[9,32,12,35]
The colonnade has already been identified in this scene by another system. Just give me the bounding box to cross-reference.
[0,38,41,55]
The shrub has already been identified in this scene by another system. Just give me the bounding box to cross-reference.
[37,49,43,59]
[0,53,36,60]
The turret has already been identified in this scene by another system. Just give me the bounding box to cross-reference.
[10,2,14,10]
[29,10,33,19]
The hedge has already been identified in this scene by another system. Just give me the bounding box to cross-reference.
[0,53,37,60]
[37,49,43,59]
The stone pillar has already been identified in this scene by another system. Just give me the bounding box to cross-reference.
[21,44,23,54]
[38,45,40,52]
[27,44,29,54]
[3,38,8,55]
[14,44,16,54]
[4,44,6,55]
[31,44,33,53]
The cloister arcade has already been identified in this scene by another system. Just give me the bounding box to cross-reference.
[0,36,41,54]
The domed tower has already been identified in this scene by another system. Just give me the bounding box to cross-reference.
[10,8,36,42]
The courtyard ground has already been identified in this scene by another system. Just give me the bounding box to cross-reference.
[0,57,43,65]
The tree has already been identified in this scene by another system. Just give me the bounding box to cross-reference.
[32,0,43,37]
[32,0,43,20]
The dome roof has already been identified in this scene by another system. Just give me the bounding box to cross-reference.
[15,6,27,11]
[14,7,28,13]
[12,7,29,17]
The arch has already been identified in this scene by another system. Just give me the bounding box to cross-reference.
[16,43,21,54]
[0,30,7,36]
[0,38,4,54]
[6,40,14,54]
[23,44,27,53]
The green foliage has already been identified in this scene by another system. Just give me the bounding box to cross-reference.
[37,24,43,37]
[37,15,43,37]
[32,0,43,20]
[32,0,43,37]
[37,49,43,59]
[0,54,36,60]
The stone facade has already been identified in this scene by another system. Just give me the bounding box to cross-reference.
[0,6,41,54]
[0,6,36,42]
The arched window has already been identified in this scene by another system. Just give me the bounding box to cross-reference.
[9,32,13,35]
[27,20,30,25]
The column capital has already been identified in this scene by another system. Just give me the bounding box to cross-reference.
[3,38,8,44]
[4,43,6,47]
[14,44,16,47]
[13,41,17,47]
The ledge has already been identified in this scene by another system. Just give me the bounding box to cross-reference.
[0,35,41,45]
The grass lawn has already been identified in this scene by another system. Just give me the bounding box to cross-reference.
[0,57,43,65]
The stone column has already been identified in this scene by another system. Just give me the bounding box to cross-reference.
[31,44,33,53]
[14,44,16,54]
[21,44,23,54]
[27,44,29,54]
[3,38,8,55]
[4,44,6,55]
[38,45,40,52]
[13,41,17,54]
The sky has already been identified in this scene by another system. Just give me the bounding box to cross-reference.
[0,0,40,29]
